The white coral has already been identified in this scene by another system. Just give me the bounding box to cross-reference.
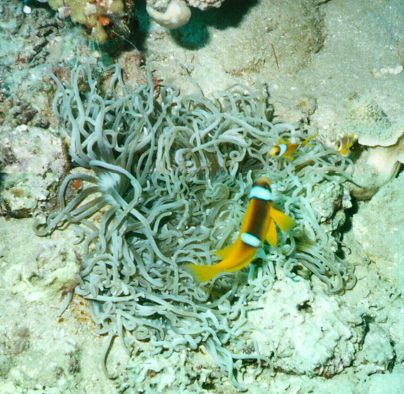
[146,0,191,29]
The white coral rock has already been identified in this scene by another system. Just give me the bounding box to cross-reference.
[187,0,225,10]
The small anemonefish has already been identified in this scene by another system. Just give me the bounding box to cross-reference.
[335,133,356,156]
[269,134,317,160]
[184,177,294,282]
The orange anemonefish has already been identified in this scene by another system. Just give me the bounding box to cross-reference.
[269,134,317,160]
[184,177,294,282]
[335,133,356,156]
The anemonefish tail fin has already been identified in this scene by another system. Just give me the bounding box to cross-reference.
[270,207,294,231]
[184,263,222,283]
[266,219,278,246]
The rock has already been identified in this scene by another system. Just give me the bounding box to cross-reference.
[249,277,362,377]
[364,366,404,394]
[310,180,352,232]
[343,97,404,200]
[355,323,395,375]
[345,99,401,147]
[0,125,68,217]
[352,172,404,287]
[0,218,79,299]
[350,144,402,200]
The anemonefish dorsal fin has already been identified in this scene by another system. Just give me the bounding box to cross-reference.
[214,242,237,259]
[184,263,222,283]
[270,207,294,231]
[266,219,278,246]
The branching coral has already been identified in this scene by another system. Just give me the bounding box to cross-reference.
[35,63,355,389]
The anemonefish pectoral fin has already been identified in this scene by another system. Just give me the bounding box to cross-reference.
[214,242,237,259]
[283,153,295,161]
[223,251,257,273]
[270,207,294,231]
[265,219,277,246]
[183,263,222,283]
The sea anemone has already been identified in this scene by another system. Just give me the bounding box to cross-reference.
[35,63,355,389]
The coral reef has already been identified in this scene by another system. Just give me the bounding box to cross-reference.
[35,63,355,389]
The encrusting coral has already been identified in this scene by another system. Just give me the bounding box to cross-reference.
[46,0,127,42]
[35,63,355,389]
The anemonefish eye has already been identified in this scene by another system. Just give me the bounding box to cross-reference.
[270,146,281,157]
